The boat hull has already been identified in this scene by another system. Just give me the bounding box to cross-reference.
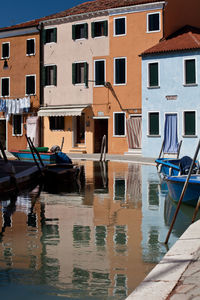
[11,150,56,164]
[165,175,200,206]
[155,158,180,176]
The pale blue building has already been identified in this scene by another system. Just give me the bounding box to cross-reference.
[141,26,200,158]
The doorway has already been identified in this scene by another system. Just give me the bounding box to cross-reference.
[163,113,178,154]
[126,115,142,149]
[94,119,108,153]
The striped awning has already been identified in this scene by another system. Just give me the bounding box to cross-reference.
[38,106,88,117]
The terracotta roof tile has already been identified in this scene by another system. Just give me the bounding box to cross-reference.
[0,0,163,31]
[141,26,200,56]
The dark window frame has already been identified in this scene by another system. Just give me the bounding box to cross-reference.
[94,59,105,86]
[91,20,108,38]
[26,75,36,95]
[43,28,57,44]
[148,112,159,136]
[184,59,196,85]
[49,116,65,131]
[26,38,35,56]
[148,62,159,87]
[72,23,88,40]
[183,111,196,136]
[13,114,22,136]
[147,12,160,32]
[114,17,126,36]
[1,77,9,97]
[114,112,126,137]
[43,65,57,86]
[114,57,126,85]
[2,42,10,59]
[72,62,88,87]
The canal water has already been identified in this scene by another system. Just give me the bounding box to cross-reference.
[0,161,199,300]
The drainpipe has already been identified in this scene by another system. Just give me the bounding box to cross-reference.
[38,22,44,147]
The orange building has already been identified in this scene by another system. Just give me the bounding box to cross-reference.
[0,21,41,151]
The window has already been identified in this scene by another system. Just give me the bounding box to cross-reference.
[72,23,88,40]
[147,13,160,32]
[148,62,159,87]
[26,39,35,55]
[43,28,57,44]
[183,111,196,136]
[13,115,22,136]
[72,62,88,87]
[114,58,126,85]
[184,59,196,85]
[114,112,126,136]
[49,116,64,131]
[148,112,159,135]
[114,17,126,36]
[94,60,105,86]
[43,65,57,86]
[91,20,108,38]
[2,42,9,59]
[26,75,35,95]
[1,77,9,97]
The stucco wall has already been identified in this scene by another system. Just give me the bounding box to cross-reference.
[43,16,109,107]
[142,52,200,158]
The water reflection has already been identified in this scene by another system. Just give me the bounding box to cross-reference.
[0,161,195,300]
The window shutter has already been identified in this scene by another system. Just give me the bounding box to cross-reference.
[84,62,88,87]
[72,63,76,84]
[53,65,57,86]
[185,59,196,84]
[53,28,57,43]
[84,23,88,39]
[42,29,46,44]
[149,63,158,87]
[103,21,108,36]
[41,66,46,86]
[149,113,159,135]
[185,112,195,135]
[91,22,95,38]
[72,25,76,40]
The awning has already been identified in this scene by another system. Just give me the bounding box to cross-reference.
[38,106,88,117]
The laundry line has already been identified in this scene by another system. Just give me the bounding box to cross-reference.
[0,96,31,120]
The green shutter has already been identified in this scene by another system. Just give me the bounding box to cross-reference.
[53,28,57,43]
[185,112,195,135]
[53,65,57,86]
[149,63,158,87]
[149,113,159,135]
[91,22,95,38]
[185,59,196,84]
[84,62,88,87]
[72,63,76,84]
[42,29,46,44]
[104,21,108,36]
[41,66,46,86]
[84,23,88,39]
[72,25,76,40]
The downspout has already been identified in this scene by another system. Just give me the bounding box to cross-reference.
[38,22,44,147]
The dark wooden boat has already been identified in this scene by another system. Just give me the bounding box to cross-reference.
[43,163,83,184]
[0,159,41,196]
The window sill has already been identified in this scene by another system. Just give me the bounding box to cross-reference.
[183,83,198,87]
[146,29,161,33]
[26,54,35,57]
[147,86,160,89]
[182,135,197,138]
[147,134,161,137]
[113,135,126,138]
[73,38,87,41]
[113,33,126,37]
[113,83,126,86]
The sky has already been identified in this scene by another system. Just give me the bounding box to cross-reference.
[0,0,93,28]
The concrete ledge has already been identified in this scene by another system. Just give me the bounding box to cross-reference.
[126,220,200,300]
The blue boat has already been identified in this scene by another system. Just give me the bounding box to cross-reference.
[165,174,200,207]
[156,156,198,176]
[156,158,180,176]
[11,148,56,164]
